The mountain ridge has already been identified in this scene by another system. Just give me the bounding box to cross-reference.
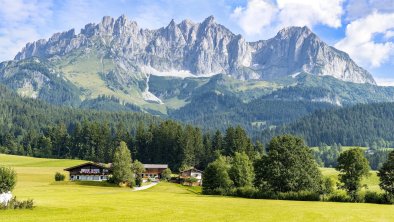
[14,15,375,84]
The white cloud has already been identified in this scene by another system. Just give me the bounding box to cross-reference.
[231,0,344,39]
[0,0,53,61]
[345,0,394,21]
[231,0,278,36]
[335,12,394,68]
[276,0,343,28]
[384,30,394,40]
[374,77,394,87]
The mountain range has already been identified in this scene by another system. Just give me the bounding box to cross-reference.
[0,15,392,133]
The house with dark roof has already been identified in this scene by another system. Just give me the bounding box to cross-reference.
[64,162,111,181]
[141,164,168,179]
[65,162,169,182]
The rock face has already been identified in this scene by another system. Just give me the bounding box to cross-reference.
[14,15,376,84]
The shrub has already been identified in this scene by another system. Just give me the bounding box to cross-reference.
[128,180,135,188]
[0,166,17,193]
[135,177,143,187]
[161,168,172,181]
[54,172,65,181]
[327,191,352,202]
[0,197,34,210]
[184,177,198,186]
[276,191,321,201]
[364,191,393,204]
[234,187,258,199]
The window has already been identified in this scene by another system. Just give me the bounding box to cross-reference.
[100,176,104,180]
[76,176,80,180]
[71,175,74,179]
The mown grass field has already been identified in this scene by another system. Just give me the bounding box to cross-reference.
[1,154,393,222]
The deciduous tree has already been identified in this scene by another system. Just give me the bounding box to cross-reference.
[336,148,370,201]
[378,150,394,199]
[229,152,254,188]
[112,141,133,186]
[254,135,322,193]
[202,156,233,194]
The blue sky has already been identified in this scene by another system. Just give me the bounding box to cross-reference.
[0,0,393,85]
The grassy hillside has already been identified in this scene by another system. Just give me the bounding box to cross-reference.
[1,154,393,222]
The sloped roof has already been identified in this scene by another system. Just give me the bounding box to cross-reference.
[143,164,168,169]
[180,167,203,173]
[64,162,110,171]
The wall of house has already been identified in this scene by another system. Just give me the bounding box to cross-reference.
[70,175,108,181]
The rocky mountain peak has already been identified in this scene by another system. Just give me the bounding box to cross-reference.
[13,15,376,84]
[202,15,216,25]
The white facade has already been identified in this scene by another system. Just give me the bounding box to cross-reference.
[70,175,108,181]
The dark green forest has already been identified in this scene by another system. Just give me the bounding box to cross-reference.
[0,84,263,171]
[264,103,394,147]
[1,81,394,171]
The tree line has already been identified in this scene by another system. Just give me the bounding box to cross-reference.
[0,117,264,171]
[202,135,394,204]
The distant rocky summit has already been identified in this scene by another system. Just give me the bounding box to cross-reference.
[15,15,375,84]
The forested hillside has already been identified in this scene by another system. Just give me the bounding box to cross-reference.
[265,103,394,147]
[0,84,264,170]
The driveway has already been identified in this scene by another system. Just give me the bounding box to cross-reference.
[133,182,158,191]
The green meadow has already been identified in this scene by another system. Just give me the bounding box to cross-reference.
[0,154,393,222]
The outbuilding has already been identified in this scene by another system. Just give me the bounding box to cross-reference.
[64,162,111,181]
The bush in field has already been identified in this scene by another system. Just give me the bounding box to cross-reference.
[184,177,198,186]
[320,177,336,200]
[364,191,392,204]
[327,191,352,202]
[0,166,16,193]
[336,148,370,202]
[54,172,65,181]
[135,177,143,187]
[254,135,322,193]
[275,191,320,201]
[378,150,394,200]
[0,197,34,210]
[161,168,172,181]
[202,156,233,195]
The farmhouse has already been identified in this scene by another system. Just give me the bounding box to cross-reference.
[141,164,168,179]
[64,162,111,181]
[179,168,203,186]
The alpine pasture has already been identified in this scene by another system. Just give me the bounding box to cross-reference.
[0,154,393,222]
